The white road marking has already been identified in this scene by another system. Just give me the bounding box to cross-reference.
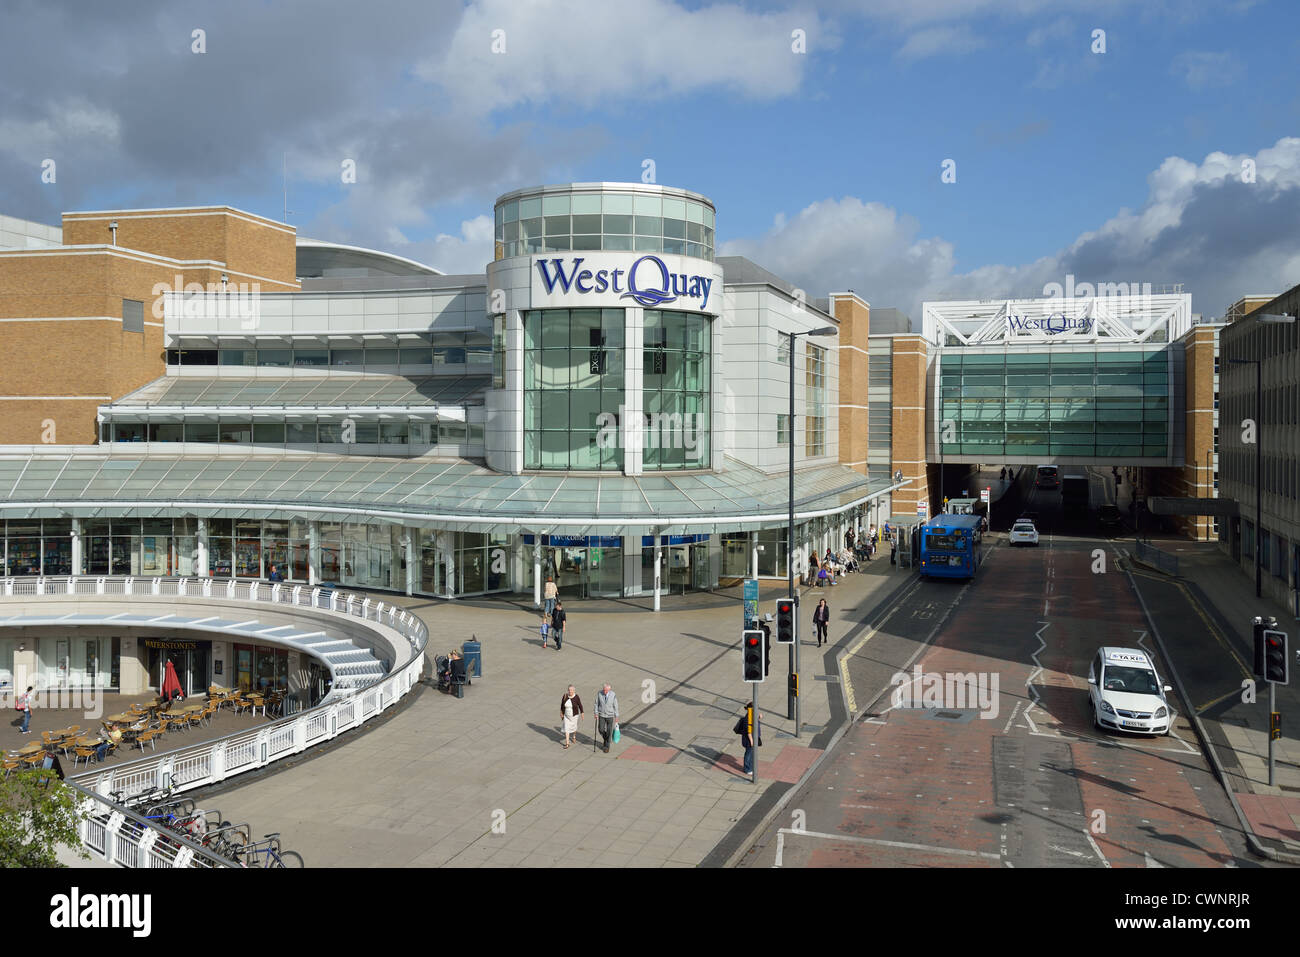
[1085,831,1111,868]
[1002,701,1023,734]
[778,827,1001,861]
[1144,851,1164,868]
[773,830,784,868]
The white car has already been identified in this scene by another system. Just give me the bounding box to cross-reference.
[1088,647,1173,736]
[1009,519,1039,546]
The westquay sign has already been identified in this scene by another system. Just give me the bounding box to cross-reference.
[531,253,718,313]
[1007,313,1094,335]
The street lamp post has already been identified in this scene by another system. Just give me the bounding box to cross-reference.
[788,324,838,740]
[1228,313,1294,600]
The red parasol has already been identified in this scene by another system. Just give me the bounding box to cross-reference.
[161,659,184,701]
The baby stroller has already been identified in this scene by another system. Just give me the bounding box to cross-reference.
[434,654,451,692]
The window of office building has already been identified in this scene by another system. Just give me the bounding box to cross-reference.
[777,414,790,446]
[643,310,711,470]
[523,308,625,470]
[805,342,826,458]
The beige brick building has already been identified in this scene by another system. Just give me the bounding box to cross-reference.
[0,207,298,445]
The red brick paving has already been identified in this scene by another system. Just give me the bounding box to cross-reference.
[1236,793,1300,845]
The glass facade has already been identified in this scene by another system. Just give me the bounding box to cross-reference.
[805,342,827,457]
[643,310,711,470]
[524,308,625,470]
[104,417,481,449]
[495,190,714,261]
[165,335,491,370]
[938,349,1170,458]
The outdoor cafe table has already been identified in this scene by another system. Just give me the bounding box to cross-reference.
[15,742,45,756]
[106,713,136,724]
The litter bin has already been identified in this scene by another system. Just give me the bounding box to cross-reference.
[461,638,482,678]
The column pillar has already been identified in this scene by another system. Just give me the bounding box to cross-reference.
[308,521,320,586]
[750,530,759,579]
[402,528,415,596]
[196,517,210,577]
[70,518,83,576]
[533,537,542,607]
[439,531,456,598]
[654,538,663,612]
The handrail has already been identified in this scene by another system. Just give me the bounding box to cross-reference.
[0,576,429,862]
[66,779,237,868]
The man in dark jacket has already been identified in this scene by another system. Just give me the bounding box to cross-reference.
[735,703,762,775]
[551,600,567,650]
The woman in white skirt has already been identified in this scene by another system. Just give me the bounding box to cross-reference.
[560,685,584,749]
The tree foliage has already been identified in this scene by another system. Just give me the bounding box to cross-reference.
[0,770,87,868]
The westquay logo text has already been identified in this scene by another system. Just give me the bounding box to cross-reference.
[890,666,1000,718]
[1007,314,1093,334]
[535,255,713,310]
[50,888,151,937]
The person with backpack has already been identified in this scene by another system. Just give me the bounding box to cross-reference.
[734,703,762,775]
[17,685,33,734]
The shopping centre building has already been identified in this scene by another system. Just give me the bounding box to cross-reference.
[0,183,1250,694]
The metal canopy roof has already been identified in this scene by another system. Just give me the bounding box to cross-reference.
[0,451,893,534]
[109,375,489,410]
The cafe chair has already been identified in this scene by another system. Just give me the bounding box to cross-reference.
[71,744,98,769]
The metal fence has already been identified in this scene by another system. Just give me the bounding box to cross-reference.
[1134,539,1179,576]
[68,779,236,868]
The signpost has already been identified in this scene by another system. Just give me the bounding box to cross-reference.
[981,486,991,531]
[743,578,759,629]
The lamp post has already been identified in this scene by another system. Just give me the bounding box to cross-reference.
[1228,313,1295,599]
[787,324,838,739]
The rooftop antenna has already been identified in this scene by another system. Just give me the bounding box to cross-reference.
[282,153,294,223]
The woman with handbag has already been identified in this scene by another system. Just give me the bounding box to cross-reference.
[560,685,583,750]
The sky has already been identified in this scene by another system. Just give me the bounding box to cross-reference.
[1,0,1298,320]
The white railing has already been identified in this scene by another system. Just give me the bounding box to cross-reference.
[67,781,235,869]
[1,576,430,865]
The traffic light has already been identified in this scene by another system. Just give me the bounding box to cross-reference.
[776,599,795,644]
[1253,616,1278,678]
[1264,630,1289,685]
[742,630,765,683]
[764,629,772,678]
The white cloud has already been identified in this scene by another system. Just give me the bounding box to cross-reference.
[1170,50,1244,89]
[0,99,120,159]
[895,24,985,60]
[722,138,1300,321]
[417,0,832,112]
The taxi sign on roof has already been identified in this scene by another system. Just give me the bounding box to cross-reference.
[1108,651,1148,664]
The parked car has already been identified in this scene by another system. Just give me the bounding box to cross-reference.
[1098,504,1123,529]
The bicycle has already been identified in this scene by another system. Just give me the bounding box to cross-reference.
[233,832,304,868]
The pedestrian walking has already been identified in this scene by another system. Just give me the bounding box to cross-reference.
[733,703,762,775]
[268,563,284,583]
[543,576,558,618]
[17,685,33,734]
[890,530,897,565]
[551,600,567,650]
[813,598,830,647]
[540,610,551,648]
[595,683,619,753]
[560,685,583,749]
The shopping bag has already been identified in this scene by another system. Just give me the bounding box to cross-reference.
[611,724,620,744]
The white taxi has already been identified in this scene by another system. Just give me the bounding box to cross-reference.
[1009,519,1039,546]
[1088,647,1173,736]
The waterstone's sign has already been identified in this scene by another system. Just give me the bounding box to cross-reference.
[531,253,718,313]
[1007,313,1094,335]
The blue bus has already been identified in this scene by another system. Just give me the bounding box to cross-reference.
[919,513,983,580]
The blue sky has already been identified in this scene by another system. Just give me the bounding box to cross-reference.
[2,0,1298,317]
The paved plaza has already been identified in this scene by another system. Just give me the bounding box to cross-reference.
[199,556,908,867]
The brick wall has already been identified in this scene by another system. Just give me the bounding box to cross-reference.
[890,335,929,511]
[833,293,870,474]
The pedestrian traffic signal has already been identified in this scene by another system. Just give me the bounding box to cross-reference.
[776,599,795,644]
[1271,711,1282,741]
[742,629,765,683]
[1264,630,1288,685]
